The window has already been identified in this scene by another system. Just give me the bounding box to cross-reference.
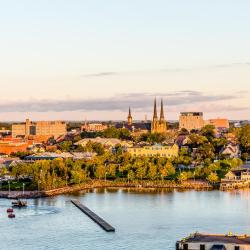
[183,244,188,250]
[200,245,205,250]
[235,246,240,250]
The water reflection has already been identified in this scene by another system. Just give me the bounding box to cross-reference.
[0,189,249,250]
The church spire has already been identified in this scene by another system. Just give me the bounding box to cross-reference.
[128,106,131,117]
[160,98,164,121]
[153,97,158,119]
[128,106,132,125]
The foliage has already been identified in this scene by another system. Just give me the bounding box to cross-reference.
[237,125,250,156]
[58,141,73,152]
[139,132,166,143]
[7,149,244,190]
[200,125,216,142]
[207,172,219,184]
[80,131,104,139]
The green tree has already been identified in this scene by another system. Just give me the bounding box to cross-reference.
[238,125,250,156]
[139,132,166,143]
[95,165,106,179]
[119,128,132,140]
[136,164,147,180]
[107,164,117,178]
[159,161,175,180]
[177,172,188,183]
[212,137,227,155]
[195,142,215,163]
[207,172,219,184]
[103,127,120,138]
[58,141,73,152]
[148,164,158,180]
[201,125,216,142]
[70,162,88,184]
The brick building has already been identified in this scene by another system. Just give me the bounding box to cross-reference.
[12,119,67,140]
[179,112,205,131]
[0,137,32,155]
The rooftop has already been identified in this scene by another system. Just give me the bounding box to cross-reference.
[180,112,203,116]
[180,233,250,245]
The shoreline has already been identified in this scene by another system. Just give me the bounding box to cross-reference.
[0,180,215,199]
[3,179,249,199]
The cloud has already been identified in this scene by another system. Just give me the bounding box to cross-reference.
[81,72,118,77]
[80,63,250,78]
[167,104,249,113]
[0,91,246,113]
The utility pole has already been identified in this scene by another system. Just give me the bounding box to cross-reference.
[8,181,10,195]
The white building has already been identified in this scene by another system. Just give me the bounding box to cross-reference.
[177,232,250,250]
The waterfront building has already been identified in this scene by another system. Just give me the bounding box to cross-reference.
[176,232,250,250]
[127,143,178,158]
[179,112,205,131]
[12,119,67,140]
[221,166,250,189]
[151,98,167,133]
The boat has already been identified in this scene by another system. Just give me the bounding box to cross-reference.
[12,199,27,208]
[8,213,15,218]
[7,208,14,213]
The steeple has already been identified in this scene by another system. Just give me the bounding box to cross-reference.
[128,107,132,126]
[160,98,164,121]
[151,97,167,133]
[153,98,158,119]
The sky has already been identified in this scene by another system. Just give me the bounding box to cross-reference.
[0,0,249,121]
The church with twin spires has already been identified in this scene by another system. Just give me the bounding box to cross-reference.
[125,98,167,134]
[151,98,167,133]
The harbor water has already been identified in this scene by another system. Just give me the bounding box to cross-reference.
[0,188,249,250]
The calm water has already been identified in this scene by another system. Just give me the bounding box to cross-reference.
[0,188,250,250]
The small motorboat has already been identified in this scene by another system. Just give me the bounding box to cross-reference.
[7,208,14,213]
[12,199,27,208]
[8,213,15,218]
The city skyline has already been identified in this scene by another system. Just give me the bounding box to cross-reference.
[0,1,249,121]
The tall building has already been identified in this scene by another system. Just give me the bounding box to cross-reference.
[179,112,204,131]
[12,119,67,139]
[151,98,167,133]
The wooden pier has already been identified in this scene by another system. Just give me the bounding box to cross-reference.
[71,200,115,232]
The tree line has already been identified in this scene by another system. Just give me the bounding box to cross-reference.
[7,151,243,191]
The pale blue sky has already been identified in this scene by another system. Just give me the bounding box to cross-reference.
[0,0,249,121]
